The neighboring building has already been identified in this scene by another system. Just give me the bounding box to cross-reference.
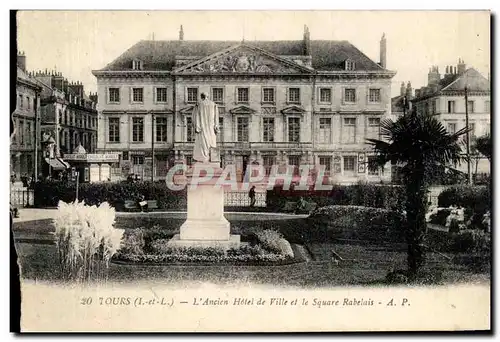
[11,51,42,180]
[34,70,98,160]
[412,59,491,177]
[92,26,397,183]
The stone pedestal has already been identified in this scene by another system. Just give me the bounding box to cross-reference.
[168,162,240,250]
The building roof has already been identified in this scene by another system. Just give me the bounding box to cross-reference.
[391,95,406,113]
[17,67,42,90]
[414,68,490,101]
[98,40,386,72]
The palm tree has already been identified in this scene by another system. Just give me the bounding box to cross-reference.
[367,111,468,277]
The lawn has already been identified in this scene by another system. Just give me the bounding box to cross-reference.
[12,212,490,288]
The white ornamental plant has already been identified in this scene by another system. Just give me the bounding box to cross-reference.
[53,200,124,283]
[445,206,465,228]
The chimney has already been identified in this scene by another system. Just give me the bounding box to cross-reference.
[379,33,387,68]
[406,81,412,100]
[428,66,440,86]
[400,82,406,96]
[179,25,184,41]
[17,51,26,71]
[457,58,466,74]
[303,25,311,55]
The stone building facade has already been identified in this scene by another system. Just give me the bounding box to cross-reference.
[11,52,42,179]
[35,71,98,158]
[412,60,491,177]
[93,27,396,183]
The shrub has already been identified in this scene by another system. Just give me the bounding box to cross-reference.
[307,205,406,243]
[266,183,405,212]
[53,200,124,282]
[254,229,295,258]
[447,230,491,255]
[34,180,187,210]
[120,228,146,255]
[428,208,452,226]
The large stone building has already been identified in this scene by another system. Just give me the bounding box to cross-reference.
[35,71,98,158]
[93,26,396,183]
[412,59,491,177]
[11,52,42,179]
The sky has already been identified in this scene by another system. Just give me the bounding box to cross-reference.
[16,10,491,96]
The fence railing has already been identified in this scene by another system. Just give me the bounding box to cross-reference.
[10,188,34,208]
[224,191,266,207]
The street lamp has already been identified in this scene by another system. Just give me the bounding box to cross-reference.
[464,86,472,185]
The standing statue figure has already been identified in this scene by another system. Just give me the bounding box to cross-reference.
[192,92,220,163]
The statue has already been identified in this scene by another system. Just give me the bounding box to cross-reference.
[192,92,220,163]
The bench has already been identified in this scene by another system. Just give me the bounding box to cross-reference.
[123,200,159,211]
[282,201,317,214]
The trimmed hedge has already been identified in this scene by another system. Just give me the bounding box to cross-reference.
[266,183,406,211]
[307,205,406,243]
[33,180,187,211]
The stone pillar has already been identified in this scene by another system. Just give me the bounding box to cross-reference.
[168,162,240,250]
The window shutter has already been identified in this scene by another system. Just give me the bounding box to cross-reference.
[129,87,133,103]
[153,87,157,105]
[366,86,370,104]
[105,87,109,104]
[341,87,345,105]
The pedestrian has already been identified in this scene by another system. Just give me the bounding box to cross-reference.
[137,195,148,213]
[249,186,256,207]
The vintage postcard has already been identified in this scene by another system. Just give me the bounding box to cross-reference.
[10,10,491,332]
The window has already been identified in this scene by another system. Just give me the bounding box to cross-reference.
[447,122,457,134]
[132,156,144,165]
[469,123,476,139]
[19,120,24,145]
[132,117,144,142]
[345,60,355,71]
[369,89,381,103]
[64,111,68,125]
[343,118,356,143]
[33,98,36,111]
[288,117,300,142]
[26,122,32,145]
[217,117,224,142]
[262,87,275,103]
[367,117,381,139]
[319,88,331,103]
[132,88,143,103]
[431,100,437,114]
[58,110,63,124]
[263,155,276,176]
[447,100,455,113]
[485,100,490,112]
[367,156,379,175]
[237,117,249,142]
[186,117,194,142]
[318,118,332,143]
[288,88,300,103]
[344,88,356,103]
[212,87,224,104]
[288,155,301,175]
[156,117,167,142]
[108,88,120,103]
[108,118,120,142]
[237,88,249,103]
[319,156,332,172]
[156,88,167,103]
[184,88,198,104]
[343,156,356,172]
[467,100,474,113]
[263,118,275,142]
[186,155,193,166]
[27,97,30,110]
[18,95,23,109]
[132,60,143,70]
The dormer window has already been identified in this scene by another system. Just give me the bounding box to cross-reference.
[132,59,143,70]
[345,59,356,71]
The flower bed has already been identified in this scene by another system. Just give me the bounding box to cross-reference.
[114,227,302,266]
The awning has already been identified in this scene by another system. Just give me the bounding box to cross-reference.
[45,158,69,170]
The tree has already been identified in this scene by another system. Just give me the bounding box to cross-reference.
[474,134,491,161]
[367,111,468,277]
